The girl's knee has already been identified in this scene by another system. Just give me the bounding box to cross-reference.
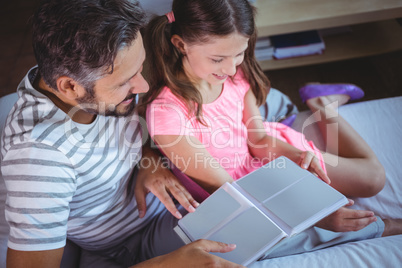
[363,161,386,197]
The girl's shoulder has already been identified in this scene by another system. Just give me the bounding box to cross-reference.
[226,70,251,97]
[152,86,182,103]
[148,86,189,113]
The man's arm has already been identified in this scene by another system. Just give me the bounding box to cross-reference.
[131,240,244,268]
[8,241,244,268]
[7,248,64,268]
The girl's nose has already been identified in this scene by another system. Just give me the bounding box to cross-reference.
[222,59,237,76]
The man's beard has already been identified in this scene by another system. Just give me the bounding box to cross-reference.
[76,90,137,117]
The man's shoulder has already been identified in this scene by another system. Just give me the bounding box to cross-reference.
[4,90,62,140]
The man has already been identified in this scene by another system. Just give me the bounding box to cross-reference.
[1,0,399,267]
[0,0,241,267]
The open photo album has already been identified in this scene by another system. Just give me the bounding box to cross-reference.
[174,156,348,266]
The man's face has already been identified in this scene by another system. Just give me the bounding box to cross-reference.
[77,35,149,117]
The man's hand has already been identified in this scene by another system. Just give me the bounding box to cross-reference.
[132,240,245,268]
[134,148,199,219]
[316,199,377,232]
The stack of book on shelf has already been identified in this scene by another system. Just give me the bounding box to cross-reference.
[174,157,348,266]
[254,36,274,61]
[270,30,325,59]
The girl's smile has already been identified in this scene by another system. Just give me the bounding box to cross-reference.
[212,73,229,80]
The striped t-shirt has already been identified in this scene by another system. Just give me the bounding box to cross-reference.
[0,67,164,251]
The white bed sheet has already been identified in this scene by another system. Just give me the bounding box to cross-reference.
[250,96,402,268]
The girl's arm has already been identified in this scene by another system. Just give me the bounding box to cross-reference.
[152,134,234,193]
[243,89,303,162]
[243,89,329,183]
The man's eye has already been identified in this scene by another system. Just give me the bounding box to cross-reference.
[119,81,129,87]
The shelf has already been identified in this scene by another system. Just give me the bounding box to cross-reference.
[258,19,402,71]
[254,0,402,36]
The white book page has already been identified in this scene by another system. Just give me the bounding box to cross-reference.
[233,157,347,235]
[178,185,242,240]
[234,157,308,203]
[176,183,287,266]
[209,206,286,266]
[262,174,347,235]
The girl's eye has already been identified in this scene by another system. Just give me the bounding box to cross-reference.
[212,59,223,63]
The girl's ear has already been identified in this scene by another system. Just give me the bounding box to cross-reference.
[56,77,86,100]
[171,34,187,55]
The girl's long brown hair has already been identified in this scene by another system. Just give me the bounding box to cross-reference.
[139,0,270,122]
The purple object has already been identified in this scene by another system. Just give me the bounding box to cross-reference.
[279,114,297,127]
[299,83,365,103]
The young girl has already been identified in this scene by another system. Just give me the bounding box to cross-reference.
[141,0,385,200]
[139,0,402,256]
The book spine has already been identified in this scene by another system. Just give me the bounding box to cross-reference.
[173,225,192,244]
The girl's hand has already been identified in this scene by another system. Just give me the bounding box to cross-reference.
[316,199,377,232]
[299,151,331,184]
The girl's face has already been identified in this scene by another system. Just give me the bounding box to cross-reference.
[180,33,249,85]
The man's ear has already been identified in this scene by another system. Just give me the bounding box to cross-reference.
[171,35,187,55]
[56,76,85,100]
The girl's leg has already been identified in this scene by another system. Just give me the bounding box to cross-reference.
[306,95,385,197]
[260,217,402,260]
[261,217,384,259]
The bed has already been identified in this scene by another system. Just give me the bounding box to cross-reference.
[1,93,401,267]
[250,96,402,267]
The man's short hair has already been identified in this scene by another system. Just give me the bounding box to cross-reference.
[32,0,146,91]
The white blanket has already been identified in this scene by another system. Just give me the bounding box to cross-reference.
[251,96,402,268]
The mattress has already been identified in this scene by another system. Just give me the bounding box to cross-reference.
[250,96,402,267]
